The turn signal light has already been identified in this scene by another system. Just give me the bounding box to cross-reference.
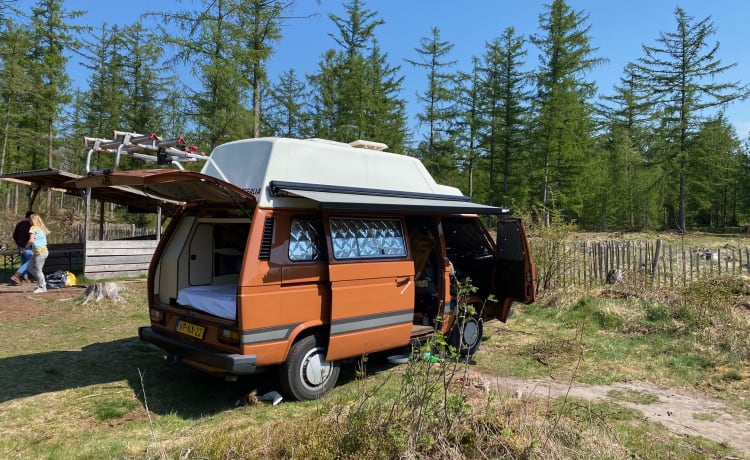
[149,309,165,325]
[218,328,240,345]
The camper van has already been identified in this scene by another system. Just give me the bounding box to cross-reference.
[74,137,536,401]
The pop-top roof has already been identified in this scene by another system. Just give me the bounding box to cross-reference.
[71,137,511,215]
[200,137,465,209]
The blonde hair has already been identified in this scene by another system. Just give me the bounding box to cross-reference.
[29,214,50,235]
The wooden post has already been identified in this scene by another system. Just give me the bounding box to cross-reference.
[652,239,662,279]
[669,244,674,287]
[682,245,687,286]
[83,187,91,275]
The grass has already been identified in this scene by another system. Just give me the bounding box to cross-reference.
[1,274,750,458]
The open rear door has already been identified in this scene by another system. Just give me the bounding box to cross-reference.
[69,169,257,207]
[492,218,537,317]
[325,216,414,361]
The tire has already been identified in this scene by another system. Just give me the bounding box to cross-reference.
[448,310,483,356]
[278,334,340,401]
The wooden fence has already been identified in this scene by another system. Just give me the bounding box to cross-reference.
[72,223,156,242]
[1,239,158,281]
[536,239,750,291]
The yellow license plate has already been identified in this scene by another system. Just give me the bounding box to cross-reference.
[176,320,205,340]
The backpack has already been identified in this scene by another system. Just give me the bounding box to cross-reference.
[45,270,76,289]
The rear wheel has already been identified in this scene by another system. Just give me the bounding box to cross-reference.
[278,334,340,401]
[448,310,483,356]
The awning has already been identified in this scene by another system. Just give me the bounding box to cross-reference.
[0,168,179,212]
[277,187,510,215]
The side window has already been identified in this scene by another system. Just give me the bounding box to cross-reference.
[442,217,493,259]
[289,217,325,262]
[329,217,406,260]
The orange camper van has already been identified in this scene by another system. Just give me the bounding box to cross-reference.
[74,137,536,401]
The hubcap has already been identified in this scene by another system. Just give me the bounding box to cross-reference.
[463,319,479,346]
[301,347,331,388]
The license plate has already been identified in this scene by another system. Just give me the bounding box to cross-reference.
[176,320,205,340]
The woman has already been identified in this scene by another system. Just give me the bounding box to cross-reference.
[26,214,50,293]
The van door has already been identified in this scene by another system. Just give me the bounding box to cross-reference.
[189,223,213,285]
[325,216,415,361]
[494,218,537,307]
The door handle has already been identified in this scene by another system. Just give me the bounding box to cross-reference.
[396,276,410,287]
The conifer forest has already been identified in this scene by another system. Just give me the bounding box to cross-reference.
[1,0,749,232]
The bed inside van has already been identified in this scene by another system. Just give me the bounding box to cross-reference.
[155,209,251,320]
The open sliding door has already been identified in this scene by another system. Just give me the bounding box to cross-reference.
[494,218,537,306]
[325,216,414,361]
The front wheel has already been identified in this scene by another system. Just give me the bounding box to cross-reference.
[448,310,483,356]
[278,334,340,401]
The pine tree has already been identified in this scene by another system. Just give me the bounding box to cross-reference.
[27,0,85,170]
[363,40,407,150]
[266,68,311,138]
[453,58,486,201]
[308,0,406,150]
[79,24,128,139]
[235,0,285,138]
[478,27,531,207]
[530,0,604,225]
[596,66,660,230]
[157,0,252,149]
[630,7,748,231]
[406,27,457,159]
[0,18,35,176]
[689,115,742,228]
[120,21,170,134]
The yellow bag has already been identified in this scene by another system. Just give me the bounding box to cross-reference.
[64,271,76,287]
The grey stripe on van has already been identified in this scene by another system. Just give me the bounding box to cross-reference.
[241,324,296,344]
[331,309,413,335]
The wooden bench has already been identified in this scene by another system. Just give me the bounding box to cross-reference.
[46,243,84,274]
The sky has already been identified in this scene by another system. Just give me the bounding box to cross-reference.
[10,0,750,141]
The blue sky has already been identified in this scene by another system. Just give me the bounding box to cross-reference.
[14,0,750,141]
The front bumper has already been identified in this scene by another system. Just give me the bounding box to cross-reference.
[139,326,257,374]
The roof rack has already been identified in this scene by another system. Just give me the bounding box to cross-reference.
[84,130,208,173]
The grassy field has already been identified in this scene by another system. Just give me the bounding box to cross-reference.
[1,273,749,459]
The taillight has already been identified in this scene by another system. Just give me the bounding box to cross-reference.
[150,309,166,325]
[218,328,240,346]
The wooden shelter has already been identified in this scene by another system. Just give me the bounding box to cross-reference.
[2,131,206,279]
[0,168,176,279]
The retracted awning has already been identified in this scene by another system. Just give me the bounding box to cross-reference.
[271,181,510,215]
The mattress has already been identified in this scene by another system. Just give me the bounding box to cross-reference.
[176,284,237,320]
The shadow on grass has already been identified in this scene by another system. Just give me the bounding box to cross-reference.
[0,336,373,417]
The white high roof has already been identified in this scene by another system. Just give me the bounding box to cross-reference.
[200,137,464,209]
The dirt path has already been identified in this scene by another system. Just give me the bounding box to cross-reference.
[479,373,750,454]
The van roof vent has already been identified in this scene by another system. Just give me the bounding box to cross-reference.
[349,139,388,151]
[258,217,274,261]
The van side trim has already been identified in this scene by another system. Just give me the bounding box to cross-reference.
[240,324,297,344]
[331,309,413,335]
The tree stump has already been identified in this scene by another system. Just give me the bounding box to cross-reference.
[83,282,123,304]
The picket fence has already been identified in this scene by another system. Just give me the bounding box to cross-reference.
[535,239,750,291]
